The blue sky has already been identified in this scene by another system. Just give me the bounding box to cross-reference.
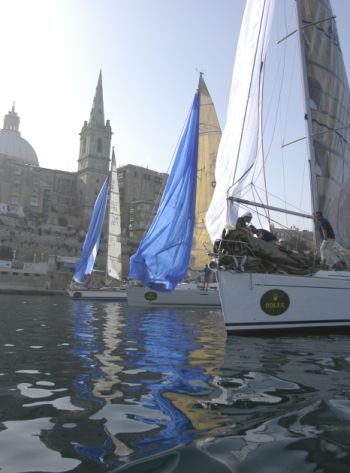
[0,0,349,178]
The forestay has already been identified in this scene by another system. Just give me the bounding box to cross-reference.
[129,92,200,291]
[206,0,275,243]
[73,176,110,284]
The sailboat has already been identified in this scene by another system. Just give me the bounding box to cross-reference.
[127,74,221,307]
[67,150,127,301]
[206,0,350,334]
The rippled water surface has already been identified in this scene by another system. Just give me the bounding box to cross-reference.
[1,296,350,472]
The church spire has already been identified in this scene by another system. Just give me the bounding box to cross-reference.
[89,70,105,127]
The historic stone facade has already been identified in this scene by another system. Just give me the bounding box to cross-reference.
[0,73,167,278]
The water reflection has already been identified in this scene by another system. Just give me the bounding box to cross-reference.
[0,296,82,473]
[69,303,227,470]
[70,301,124,466]
[196,335,350,472]
[92,307,227,468]
[122,308,216,451]
[2,297,350,472]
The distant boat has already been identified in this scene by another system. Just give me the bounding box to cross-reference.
[67,150,127,301]
[127,74,221,307]
[206,0,350,334]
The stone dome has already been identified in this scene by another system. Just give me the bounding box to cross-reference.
[0,105,39,166]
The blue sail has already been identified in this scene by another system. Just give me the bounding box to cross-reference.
[129,91,200,291]
[73,176,110,284]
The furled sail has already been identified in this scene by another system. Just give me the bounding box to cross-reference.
[206,0,275,243]
[190,74,222,268]
[73,176,110,284]
[298,0,350,249]
[129,91,200,291]
[106,150,122,281]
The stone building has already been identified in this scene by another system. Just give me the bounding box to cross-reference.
[0,73,167,278]
[117,165,166,271]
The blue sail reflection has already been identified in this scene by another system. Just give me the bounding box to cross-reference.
[69,303,221,468]
[124,308,211,456]
[72,302,104,405]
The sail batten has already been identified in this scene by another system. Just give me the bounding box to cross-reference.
[129,92,200,291]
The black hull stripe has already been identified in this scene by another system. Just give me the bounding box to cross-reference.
[225,318,350,327]
[145,303,221,307]
[255,283,350,290]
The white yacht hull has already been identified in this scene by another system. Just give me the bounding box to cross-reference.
[217,270,350,334]
[67,287,127,301]
[127,285,221,307]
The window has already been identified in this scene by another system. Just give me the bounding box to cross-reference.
[97,138,102,153]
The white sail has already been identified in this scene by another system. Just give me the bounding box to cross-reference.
[206,0,275,243]
[106,150,122,281]
[208,0,350,335]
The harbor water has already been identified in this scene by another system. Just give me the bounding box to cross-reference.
[1,295,350,472]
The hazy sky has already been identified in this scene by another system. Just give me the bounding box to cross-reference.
[0,0,349,175]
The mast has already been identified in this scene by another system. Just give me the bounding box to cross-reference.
[104,153,112,286]
[295,0,319,250]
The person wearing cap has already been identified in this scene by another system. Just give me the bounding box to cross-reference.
[236,211,253,230]
[249,225,277,243]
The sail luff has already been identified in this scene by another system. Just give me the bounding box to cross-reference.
[206,0,275,243]
[73,176,110,284]
[191,74,222,268]
[129,91,200,291]
[106,149,122,281]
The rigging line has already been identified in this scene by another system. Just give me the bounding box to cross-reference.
[298,145,308,230]
[233,201,294,231]
[301,15,336,31]
[252,1,291,183]
[259,48,271,229]
[252,5,291,188]
[232,27,274,193]
[143,90,200,234]
[277,16,337,44]
[279,6,297,229]
[250,184,269,228]
[281,124,350,148]
[226,0,269,196]
[253,183,311,216]
[263,4,299,228]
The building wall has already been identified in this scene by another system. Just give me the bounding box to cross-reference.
[0,159,167,278]
[117,164,167,274]
[0,76,167,280]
